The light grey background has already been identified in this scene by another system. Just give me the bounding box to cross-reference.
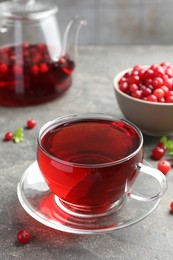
[0,0,172,45]
[55,0,173,45]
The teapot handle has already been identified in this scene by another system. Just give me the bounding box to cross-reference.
[62,16,87,61]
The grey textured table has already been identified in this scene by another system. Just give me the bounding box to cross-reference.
[1,46,173,260]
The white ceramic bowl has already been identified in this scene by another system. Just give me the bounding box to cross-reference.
[113,68,173,136]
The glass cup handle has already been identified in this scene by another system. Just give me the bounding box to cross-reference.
[127,163,168,202]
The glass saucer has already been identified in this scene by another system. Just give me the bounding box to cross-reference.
[17,161,161,234]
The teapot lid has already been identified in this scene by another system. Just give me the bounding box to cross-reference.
[0,0,58,21]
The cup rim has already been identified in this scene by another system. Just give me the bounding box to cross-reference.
[37,113,143,168]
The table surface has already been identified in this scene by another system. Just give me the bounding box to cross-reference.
[1,45,173,260]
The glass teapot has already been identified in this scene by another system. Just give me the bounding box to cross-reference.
[0,0,86,106]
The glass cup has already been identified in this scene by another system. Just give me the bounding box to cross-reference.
[37,114,167,217]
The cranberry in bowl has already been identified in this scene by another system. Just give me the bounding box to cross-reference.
[113,62,173,136]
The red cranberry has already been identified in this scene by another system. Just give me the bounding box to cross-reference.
[40,63,49,73]
[158,97,165,103]
[119,82,129,93]
[153,66,164,77]
[157,160,171,174]
[124,71,131,78]
[33,54,42,63]
[128,75,140,84]
[22,42,30,49]
[166,95,173,103]
[131,89,142,99]
[133,65,143,71]
[27,119,36,129]
[132,70,139,76]
[153,88,164,99]
[0,63,8,75]
[17,229,31,244]
[150,64,158,70]
[152,145,166,160]
[165,67,173,77]
[143,69,154,80]
[146,94,157,102]
[152,77,164,89]
[31,65,40,75]
[12,65,22,76]
[129,83,138,92]
[164,78,173,89]
[161,86,169,95]
[160,62,171,68]
[157,143,167,151]
[142,87,152,97]
[4,132,13,141]
[167,90,173,96]
[170,201,173,212]
[119,77,127,84]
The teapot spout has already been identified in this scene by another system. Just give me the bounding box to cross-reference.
[62,16,87,62]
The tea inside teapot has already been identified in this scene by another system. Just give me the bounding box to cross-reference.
[0,0,86,106]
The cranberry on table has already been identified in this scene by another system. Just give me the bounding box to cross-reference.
[157,160,171,174]
[152,145,166,160]
[17,229,31,244]
[4,132,13,141]
[157,142,167,151]
[170,201,173,212]
[27,119,36,129]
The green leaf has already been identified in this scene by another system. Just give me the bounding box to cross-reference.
[13,128,24,143]
[166,140,173,149]
[160,136,168,146]
[160,136,173,155]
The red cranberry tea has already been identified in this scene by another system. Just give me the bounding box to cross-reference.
[37,118,143,212]
[0,44,75,106]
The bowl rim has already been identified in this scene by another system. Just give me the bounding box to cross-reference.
[113,66,173,107]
